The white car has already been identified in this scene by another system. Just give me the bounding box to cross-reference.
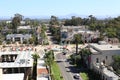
[73,74,80,79]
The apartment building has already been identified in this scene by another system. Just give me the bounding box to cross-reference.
[87,42,120,80]
[0,46,34,80]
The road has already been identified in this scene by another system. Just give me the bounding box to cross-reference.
[56,53,81,80]
[45,25,82,80]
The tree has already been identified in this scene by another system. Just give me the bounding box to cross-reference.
[112,55,120,74]
[12,17,20,29]
[28,37,34,44]
[12,13,23,33]
[105,28,117,38]
[74,34,82,54]
[70,54,81,66]
[24,18,31,25]
[44,50,54,65]
[88,15,97,31]
[14,13,23,21]
[49,27,60,42]
[31,20,39,27]
[79,48,92,68]
[64,16,82,26]
[32,53,40,80]
[49,15,59,25]
[44,50,54,74]
[41,24,47,31]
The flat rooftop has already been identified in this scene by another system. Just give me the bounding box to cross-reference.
[2,73,24,80]
[90,43,120,51]
[17,25,31,29]
[90,47,98,53]
[0,51,34,68]
[37,77,48,80]
[37,59,46,68]
[104,68,118,79]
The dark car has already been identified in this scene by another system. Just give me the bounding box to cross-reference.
[63,52,67,55]
[73,74,80,79]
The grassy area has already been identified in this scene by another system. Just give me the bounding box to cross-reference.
[80,72,89,80]
[51,61,63,80]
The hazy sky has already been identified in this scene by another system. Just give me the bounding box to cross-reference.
[0,0,120,18]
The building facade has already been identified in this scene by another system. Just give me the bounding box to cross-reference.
[87,42,120,80]
[6,34,32,43]
[61,26,100,44]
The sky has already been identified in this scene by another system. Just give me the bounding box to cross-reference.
[0,0,120,19]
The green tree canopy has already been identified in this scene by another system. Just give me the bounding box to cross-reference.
[74,34,82,54]
[112,55,120,74]
[49,15,59,25]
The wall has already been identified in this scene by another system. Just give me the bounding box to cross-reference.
[0,68,3,80]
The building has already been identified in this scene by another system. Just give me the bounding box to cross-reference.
[6,21,25,25]
[37,59,49,80]
[104,37,119,45]
[17,25,32,30]
[6,34,32,43]
[0,46,34,80]
[61,25,100,44]
[37,49,49,80]
[87,42,120,80]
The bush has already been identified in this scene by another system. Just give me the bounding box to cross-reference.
[23,40,27,44]
[70,54,81,66]
[0,41,2,45]
[6,40,11,44]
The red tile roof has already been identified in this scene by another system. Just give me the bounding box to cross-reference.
[37,68,48,75]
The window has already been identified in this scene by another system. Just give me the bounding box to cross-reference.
[112,55,114,59]
[96,58,99,63]
[106,56,108,60]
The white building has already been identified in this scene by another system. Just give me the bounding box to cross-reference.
[0,45,49,80]
[88,42,120,80]
[6,34,32,43]
[0,48,34,80]
[17,25,31,30]
[6,21,25,25]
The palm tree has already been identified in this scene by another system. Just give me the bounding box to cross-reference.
[74,34,81,54]
[32,53,40,80]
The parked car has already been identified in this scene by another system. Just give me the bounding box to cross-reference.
[63,52,67,55]
[73,74,80,79]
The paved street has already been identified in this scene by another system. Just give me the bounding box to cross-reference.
[56,53,81,80]
[46,26,82,80]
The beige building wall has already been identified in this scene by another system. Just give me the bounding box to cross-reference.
[90,50,120,69]
[0,68,3,80]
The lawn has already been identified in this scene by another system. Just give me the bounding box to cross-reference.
[51,61,63,80]
[80,72,89,80]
